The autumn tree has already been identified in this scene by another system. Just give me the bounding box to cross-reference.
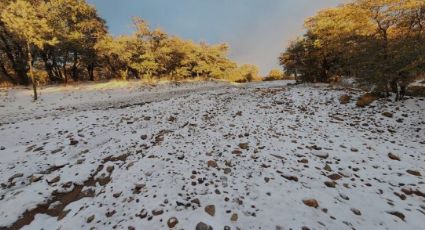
[1,0,58,100]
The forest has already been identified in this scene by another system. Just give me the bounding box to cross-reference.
[280,0,425,99]
[0,0,261,99]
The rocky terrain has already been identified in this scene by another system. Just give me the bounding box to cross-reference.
[0,81,424,230]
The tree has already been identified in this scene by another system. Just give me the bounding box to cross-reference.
[1,0,58,100]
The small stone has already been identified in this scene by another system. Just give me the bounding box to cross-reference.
[191,198,200,206]
[207,160,218,168]
[313,152,329,159]
[387,211,405,221]
[152,208,163,216]
[388,152,400,161]
[282,174,298,182]
[230,213,238,222]
[47,176,60,184]
[328,173,342,180]
[0,146,5,150]
[140,135,148,140]
[167,217,178,228]
[70,140,79,145]
[339,95,351,104]
[87,215,95,223]
[406,170,421,176]
[136,209,148,219]
[106,165,115,173]
[113,192,122,198]
[195,222,213,230]
[30,174,42,183]
[351,208,361,216]
[302,199,319,208]
[324,181,336,188]
[238,143,249,150]
[324,164,332,172]
[205,205,215,216]
[350,148,358,152]
[223,168,231,174]
[382,112,393,118]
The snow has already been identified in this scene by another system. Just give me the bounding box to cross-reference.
[0,80,424,230]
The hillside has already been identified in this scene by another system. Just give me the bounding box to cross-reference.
[0,81,424,230]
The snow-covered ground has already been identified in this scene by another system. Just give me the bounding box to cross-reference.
[0,80,424,230]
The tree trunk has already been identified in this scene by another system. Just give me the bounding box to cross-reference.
[87,64,95,81]
[27,42,37,100]
[71,51,78,81]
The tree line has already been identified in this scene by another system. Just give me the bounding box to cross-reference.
[279,0,425,99]
[0,0,260,100]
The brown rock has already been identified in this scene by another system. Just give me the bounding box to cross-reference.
[167,217,178,228]
[324,181,336,188]
[303,199,319,208]
[388,152,400,161]
[387,211,405,221]
[382,111,393,118]
[230,213,238,222]
[205,205,215,216]
[406,170,421,176]
[328,173,342,180]
[207,160,218,168]
[239,143,249,150]
[356,93,377,107]
[152,208,164,216]
[195,222,213,230]
[339,94,351,104]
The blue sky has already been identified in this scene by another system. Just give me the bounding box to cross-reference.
[87,0,346,74]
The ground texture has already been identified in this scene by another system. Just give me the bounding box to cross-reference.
[0,81,424,230]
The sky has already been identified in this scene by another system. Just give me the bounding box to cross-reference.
[87,0,347,75]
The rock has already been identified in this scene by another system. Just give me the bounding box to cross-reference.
[339,95,351,104]
[282,174,298,182]
[87,215,95,223]
[238,143,249,150]
[8,173,24,182]
[223,168,231,174]
[30,174,42,183]
[195,222,213,230]
[207,160,218,168]
[70,139,79,145]
[47,176,60,184]
[191,198,201,206]
[382,111,393,118]
[106,165,115,173]
[324,181,336,188]
[339,193,350,200]
[113,192,122,198]
[328,173,342,180]
[388,152,400,161]
[0,146,5,150]
[324,164,332,172]
[230,213,238,222]
[356,93,377,107]
[205,205,215,216]
[302,199,319,208]
[387,211,405,221]
[140,134,148,140]
[167,217,178,228]
[136,209,148,219]
[406,169,421,176]
[350,147,359,152]
[313,152,329,159]
[152,208,163,216]
[351,208,361,216]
